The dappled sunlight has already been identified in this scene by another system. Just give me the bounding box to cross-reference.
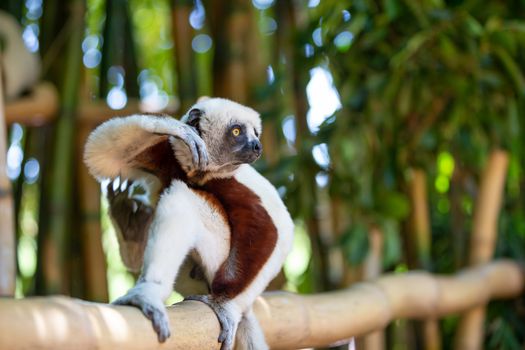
[284,223,312,291]
[88,304,132,341]
[306,67,341,133]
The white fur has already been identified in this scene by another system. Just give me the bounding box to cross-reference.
[125,166,293,349]
[84,114,193,181]
[138,180,230,300]
[182,98,262,137]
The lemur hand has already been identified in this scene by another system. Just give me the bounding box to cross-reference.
[113,287,171,342]
[107,180,154,242]
[169,124,209,171]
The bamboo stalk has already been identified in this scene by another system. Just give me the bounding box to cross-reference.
[0,260,521,350]
[172,0,198,112]
[209,0,249,102]
[454,150,509,350]
[408,169,441,350]
[76,125,108,302]
[77,99,178,126]
[408,169,431,269]
[468,150,509,266]
[99,0,139,98]
[0,54,16,297]
[41,0,84,294]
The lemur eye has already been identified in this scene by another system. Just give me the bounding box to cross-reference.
[232,127,241,137]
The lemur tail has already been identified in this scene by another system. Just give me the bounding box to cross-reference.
[235,308,268,350]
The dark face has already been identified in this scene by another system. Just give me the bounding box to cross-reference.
[184,107,263,171]
[224,123,262,164]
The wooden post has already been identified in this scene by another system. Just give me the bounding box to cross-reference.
[76,124,108,302]
[209,0,250,102]
[454,150,509,350]
[40,0,84,294]
[408,169,431,269]
[0,54,16,296]
[172,0,198,112]
[5,82,59,126]
[408,169,441,350]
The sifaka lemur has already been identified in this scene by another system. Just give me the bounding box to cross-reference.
[84,98,294,350]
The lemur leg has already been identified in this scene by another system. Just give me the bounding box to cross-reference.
[113,181,201,342]
[184,295,242,350]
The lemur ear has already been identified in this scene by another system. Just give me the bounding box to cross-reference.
[187,108,203,134]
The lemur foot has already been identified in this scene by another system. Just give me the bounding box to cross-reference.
[113,291,170,342]
[184,295,237,350]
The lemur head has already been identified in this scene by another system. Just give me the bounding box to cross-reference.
[177,98,262,180]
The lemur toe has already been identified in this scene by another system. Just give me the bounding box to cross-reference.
[184,294,236,350]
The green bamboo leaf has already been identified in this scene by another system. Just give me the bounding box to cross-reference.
[383,0,400,20]
[464,14,484,36]
[348,13,368,38]
[397,77,412,116]
[439,36,459,67]
[342,223,369,266]
[375,191,410,220]
[501,20,525,33]
[492,45,525,95]
[391,31,433,67]
[381,220,402,268]
[402,0,431,28]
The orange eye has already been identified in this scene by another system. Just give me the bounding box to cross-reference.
[232,128,241,136]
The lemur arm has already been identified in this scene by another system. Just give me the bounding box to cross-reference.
[84,114,208,182]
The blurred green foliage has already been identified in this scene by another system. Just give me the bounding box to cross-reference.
[302,0,525,347]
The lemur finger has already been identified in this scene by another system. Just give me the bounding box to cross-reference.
[120,179,128,192]
[186,126,208,169]
[106,181,115,198]
[219,334,234,350]
[195,140,209,170]
[146,306,171,343]
[112,294,171,343]
[188,139,200,169]
[175,132,200,169]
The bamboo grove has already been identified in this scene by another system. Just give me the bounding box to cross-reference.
[1,0,525,348]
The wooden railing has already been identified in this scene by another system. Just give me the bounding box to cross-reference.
[0,260,521,349]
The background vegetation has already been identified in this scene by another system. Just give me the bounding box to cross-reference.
[1,0,524,348]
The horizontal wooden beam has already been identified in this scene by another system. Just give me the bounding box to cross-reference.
[5,82,59,126]
[5,82,179,127]
[0,260,522,350]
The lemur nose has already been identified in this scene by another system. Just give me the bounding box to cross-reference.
[251,140,262,153]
